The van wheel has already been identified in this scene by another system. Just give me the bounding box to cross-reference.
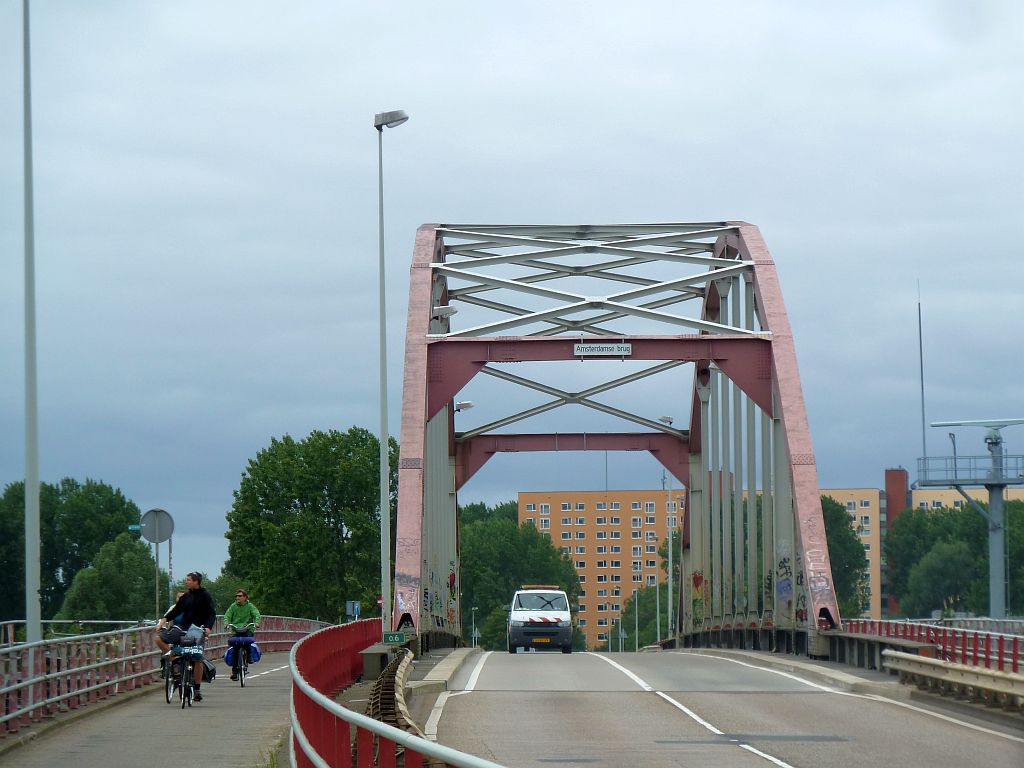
[561,645,572,654]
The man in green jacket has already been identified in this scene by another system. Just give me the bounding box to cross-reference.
[224,588,261,680]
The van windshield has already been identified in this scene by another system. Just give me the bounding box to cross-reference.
[515,592,568,611]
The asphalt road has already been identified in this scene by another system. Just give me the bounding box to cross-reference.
[432,650,1024,768]
[0,652,293,768]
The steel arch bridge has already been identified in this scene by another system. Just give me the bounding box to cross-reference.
[393,222,840,653]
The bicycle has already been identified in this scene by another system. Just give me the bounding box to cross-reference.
[163,634,206,708]
[225,622,257,687]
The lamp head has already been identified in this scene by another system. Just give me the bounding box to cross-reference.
[658,416,674,426]
[454,400,475,412]
[374,110,409,130]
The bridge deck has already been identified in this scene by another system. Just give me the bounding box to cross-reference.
[0,652,292,768]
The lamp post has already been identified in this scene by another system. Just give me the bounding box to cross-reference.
[949,432,958,481]
[374,108,408,634]
[657,416,675,643]
[471,606,478,648]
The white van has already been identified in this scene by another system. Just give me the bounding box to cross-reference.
[507,585,573,654]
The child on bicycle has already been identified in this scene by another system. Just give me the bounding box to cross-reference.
[223,588,261,680]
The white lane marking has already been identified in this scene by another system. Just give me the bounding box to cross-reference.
[590,652,796,768]
[424,651,492,740]
[585,652,653,691]
[245,663,290,679]
[677,652,1024,744]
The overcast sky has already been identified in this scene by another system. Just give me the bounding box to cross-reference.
[2,1,1021,581]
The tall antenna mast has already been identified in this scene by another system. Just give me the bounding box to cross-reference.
[917,281,927,459]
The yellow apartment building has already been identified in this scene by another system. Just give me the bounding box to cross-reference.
[518,488,682,650]
[820,489,882,618]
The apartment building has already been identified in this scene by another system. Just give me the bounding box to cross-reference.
[819,488,882,618]
[518,489,682,650]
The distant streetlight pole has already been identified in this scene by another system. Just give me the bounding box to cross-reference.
[949,432,958,481]
[374,108,408,634]
[471,606,478,648]
[22,0,41,644]
[633,589,638,652]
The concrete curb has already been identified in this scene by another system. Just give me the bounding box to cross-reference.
[406,647,479,696]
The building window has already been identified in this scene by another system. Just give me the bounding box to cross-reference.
[596,502,606,510]
[525,503,536,511]
[576,531,586,539]
[646,559,657,568]
[596,531,607,539]
[611,574,621,582]
[644,502,655,513]
[645,515,656,525]
[611,531,620,539]
[579,575,586,583]
[632,516,642,528]
[596,545,607,554]
[561,516,572,525]
[667,501,677,513]
[645,531,657,542]
[560,546,571,554]
[632,546,642,556]
[918,502,928,509]
[576,560,586,568]
[596,516,606,525]
[860,499,871,507]
[860,528,871,536]
[597,619,608,627]
[597,574,608,583]
[596,560,607,568]
[576,503,586,511]
[561,532,571,540]
[561,502,571,511]
[579,589,587,598]
[632,561,642,572]
[612,603,621,611]
[540,503,550,514]
[860,515,870,526]
[864,543,871,551]
[846,500,855,511]
[645,544,656,553]
[631,531,642,539]
[932,500,942,509]
[631,501,641,510]
[646,574,657,586]
[610,545,621,553]
[610,515,620,524]
[597,632,607,641]
[539,518,550,529]
[633,574,643,583]
[577,517,586,525]
[526,518,535,526]
[612,587,621,597]
[611,502,621,510]
[611,560,621,568]
[576,546,586,554]
[597,588,607,597]
[578,619,587,627]
[953,500,962,508]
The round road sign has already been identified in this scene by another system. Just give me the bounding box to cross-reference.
[139,508,174,544]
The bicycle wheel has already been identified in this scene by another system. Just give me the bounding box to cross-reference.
[239,648,246,687]
[180,662,191,709]
[164,662,174,704]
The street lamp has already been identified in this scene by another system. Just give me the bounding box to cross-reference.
[949,432,958,480]
[374,108,408,634]
[471,606,478,648]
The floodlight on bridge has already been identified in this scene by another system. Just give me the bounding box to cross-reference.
[454,401,474,412]
[373,110,409,129]
[432,305,458,319]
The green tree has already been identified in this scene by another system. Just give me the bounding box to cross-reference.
[901,540,979,617]
[56,533,165,620]
[458,511,579,650]
[0,478,140,620]
[224,428,396,622]
[821,495,870,618]
[459,499,518,527]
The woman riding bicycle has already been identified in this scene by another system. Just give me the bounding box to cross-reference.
[223,588,261,681]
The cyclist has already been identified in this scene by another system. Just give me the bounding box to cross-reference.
[223,588,261,680]
[155,572,216,701]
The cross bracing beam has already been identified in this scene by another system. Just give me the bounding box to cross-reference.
[394,222,840,652]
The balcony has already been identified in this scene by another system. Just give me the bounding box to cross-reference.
[916,454,1024,487]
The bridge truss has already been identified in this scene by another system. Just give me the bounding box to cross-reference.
[394,222,840,652]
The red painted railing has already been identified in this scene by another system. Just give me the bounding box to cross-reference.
[290,621,504,768]
[844,619,1021,673]
[1,615,326,738]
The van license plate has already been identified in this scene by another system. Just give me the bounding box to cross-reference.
[533,637,550,643]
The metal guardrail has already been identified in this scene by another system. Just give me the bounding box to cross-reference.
[290,621,505,768]
[883,649,1024,712]
[844,619,1021,673]
[916,454,1024,486]
[1,615,327,738]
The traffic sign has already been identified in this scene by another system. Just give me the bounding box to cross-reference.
[383,631,406,644]
[127,524,140,532]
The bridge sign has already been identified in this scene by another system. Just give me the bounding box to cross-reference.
[383,631,406,644]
